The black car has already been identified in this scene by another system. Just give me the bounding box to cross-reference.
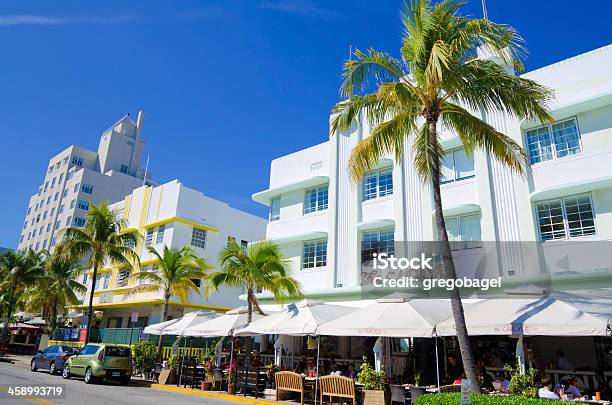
[31,345,78,375]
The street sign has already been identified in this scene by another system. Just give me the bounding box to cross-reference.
[460,379,471,405]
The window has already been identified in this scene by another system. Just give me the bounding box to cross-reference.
[35,241,40,250]
[63,189,68,198]
[44,181,49,192]
[444,214,481,249]
[536,194,595,241]
[191,228,207,249]
[79,345,99,356]
[361,228,395,264]
[32,229,36,237]
[70,199,76,209]
[145,229,154,246]
[23,221,27,229]
[20,235,24,243]
[55,220,60,229]
[120,164,129,174]
[51,237,57,247]
[81,184,94,194]
[66,216,72,226]
[304,185,329,214]
[72,156,83,166]
[362,169,393,201]
[46,224,51,232]
[67,169,74,180]
[59,205,64,214]
[48,166,53,174]
[42,240,47,249]
[51,177,56,188]
[270,197,280,221]
[77,199,89,210]
[441,148,475,183]
[124,238,135,250]
[54,192,59,201]
[74,217,86,227]
[58,173,64,183]
[117,269,130,287]
[27,207,31,215]
[156,225,165,244]
[73,184,79,193]
[302,239,327,269]
[50,207,55,216]
[526,118,581,165]
[241,240,248,253]
[95,272,111,290]
[46,196,51,204]
[43,211,47,220]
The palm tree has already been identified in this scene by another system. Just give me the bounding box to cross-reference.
[0,249,46,343]
[331,0,552,392]
[128,245,210,360]
[206,239,302,323]
[58,201,140,343]
[25,248,86,333]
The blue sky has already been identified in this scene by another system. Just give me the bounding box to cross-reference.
[1,0,611,248]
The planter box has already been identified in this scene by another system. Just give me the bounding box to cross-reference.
[158,369,175,385]
[362,389,390,405]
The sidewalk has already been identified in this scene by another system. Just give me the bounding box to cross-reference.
[150,385,282,405]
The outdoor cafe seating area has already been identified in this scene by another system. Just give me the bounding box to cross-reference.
[144,293,612,404]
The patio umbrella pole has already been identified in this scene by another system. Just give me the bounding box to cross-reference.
[434,335,440,389]
[314,336,320,405]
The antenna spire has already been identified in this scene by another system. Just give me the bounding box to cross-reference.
[481,0,488,20]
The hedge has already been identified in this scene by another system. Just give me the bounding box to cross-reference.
[415,393,559,405]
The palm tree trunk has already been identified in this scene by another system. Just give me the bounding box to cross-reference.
[1,287,15,344]
[250,294,265,316]
[85,263,99,344]
[51,296,58,334]
[246,288,253,323]
[156,293,170,362]
[428,118,480,393]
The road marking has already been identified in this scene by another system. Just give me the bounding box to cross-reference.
[150,384,279,405]
[0,386,59,405]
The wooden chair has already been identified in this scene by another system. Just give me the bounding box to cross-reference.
[439,384,462,393]
[275,371,306,404]
[319,375,357,405]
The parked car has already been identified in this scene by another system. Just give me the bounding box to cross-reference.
[62,344,131,385]
[31,345,78,375]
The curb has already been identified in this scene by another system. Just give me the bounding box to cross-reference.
[150,384,280,405]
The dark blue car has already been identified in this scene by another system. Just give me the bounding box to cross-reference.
[31,345,78,375]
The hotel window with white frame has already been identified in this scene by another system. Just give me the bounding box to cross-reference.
[361,228,395,264]
[270,197,280,221]
[58,173,64,183]
[302,239,327,269]
[77,199,89,210]
[536,194,595,241]
[441,148,475,183]
[54,192,59,201]
[74,217,86,227]
[526,118,581,165]
[145,228,154,246]
[304,185,328,214]
[67,168,74,180]
[81,184,94,194]
[73,183,79,193]
[191,228,207,249]
[362,169,393,201]
[156,225,165,244]
[444,213,482,250]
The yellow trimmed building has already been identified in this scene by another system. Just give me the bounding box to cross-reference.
[69,179,266,328]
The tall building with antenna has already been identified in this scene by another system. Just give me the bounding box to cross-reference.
[17,110,154,252]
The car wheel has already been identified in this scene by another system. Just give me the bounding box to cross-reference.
[30,360,38,372]
[120,377,130,386]
[84,367,96,384]
[62,364,71,379]
[49,361,57,375]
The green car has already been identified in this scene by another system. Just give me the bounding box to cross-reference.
[62,344,131,385]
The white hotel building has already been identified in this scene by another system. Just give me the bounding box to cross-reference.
[252,44,612,302]
[73,180,267,328]
[17,111,152,253]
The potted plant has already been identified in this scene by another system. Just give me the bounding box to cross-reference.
[132,341,157,380]
[199,349,215,391]
[226,361,237,394]
[357,357,389,405]
[159,354,179,385]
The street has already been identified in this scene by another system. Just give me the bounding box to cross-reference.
[0,362,238,405]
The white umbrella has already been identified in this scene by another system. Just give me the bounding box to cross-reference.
[234,299,357,336]
[184,306,270,337]
[436,293,612,337]
[316,296,457,337]
[25,317,47,326]
[143,311,219,336]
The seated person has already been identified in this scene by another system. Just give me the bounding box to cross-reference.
[453,372,466,385]
[306,360,317,377]
[345,364,358,379]
[329,361,342,376]
[538,376,560,400]
[493,371,510,393]
[564,378,581,398]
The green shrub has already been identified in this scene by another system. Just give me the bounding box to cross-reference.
[357,356,386,391]
[132,340,157,372]
[415,393,559,404]
[167,354,180,371]
[504,359,539,398]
